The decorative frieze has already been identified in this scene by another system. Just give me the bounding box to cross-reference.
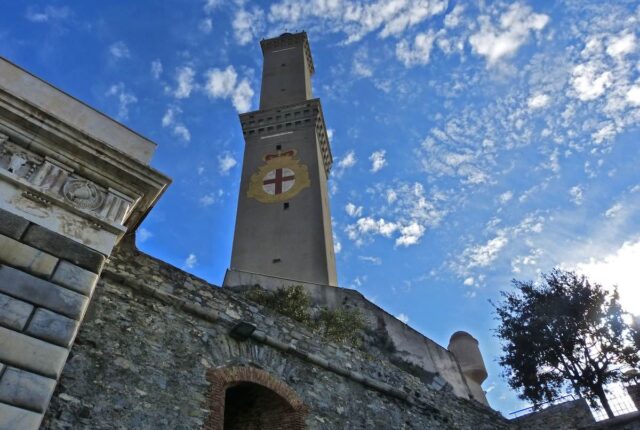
[0,132,139,229]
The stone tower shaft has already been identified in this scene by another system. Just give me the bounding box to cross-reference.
[228,32,337,287]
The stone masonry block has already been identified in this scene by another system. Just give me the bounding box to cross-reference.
[0,292,33,331]
[26,308,78,348]
[0,403,42,430]
[51,260,99,296]
[0,265,88,320]
[0,367,56,413]
[0,234,58,277]
[22,224,105,273]
[0,208,30,240]
[0,326,68,379]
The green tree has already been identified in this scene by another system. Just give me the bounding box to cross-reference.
[493,269,639,419]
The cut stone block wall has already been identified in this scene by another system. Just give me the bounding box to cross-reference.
[0,209,102,429]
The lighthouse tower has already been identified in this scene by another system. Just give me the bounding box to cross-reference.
[226,32,337,287]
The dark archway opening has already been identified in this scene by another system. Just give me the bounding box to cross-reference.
[224,382,299,429]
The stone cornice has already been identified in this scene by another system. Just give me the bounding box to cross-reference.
[239,99,333,174]
[260,32,315,76]
[0,88,171,233]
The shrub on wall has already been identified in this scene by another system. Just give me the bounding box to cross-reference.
[246,285,364,347]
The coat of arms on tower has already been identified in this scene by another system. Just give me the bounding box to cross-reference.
[247,150,310,203]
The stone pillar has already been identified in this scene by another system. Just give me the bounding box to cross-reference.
[0,57,170,429]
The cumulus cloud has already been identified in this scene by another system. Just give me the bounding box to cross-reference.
[469,3,549,65]
[345,203,363,217]
[105,83,137,120]
[569,185,584,205]
[183,253,198,269]
[369,150,387,172]
[26,6,70,22]
[396,313,409,324]
[232,6,264,45]
[337,150,357,169]
[137,227,153,243]
[396,31,436,67]
[575,239,640,315]
[161,107,191,143]
[109,41,130,60]
[174,66,196,99]
[204,66,254,112]
[396,222,425,247]
[499,191,513,204]
[570,62,612,101]
[604,202,623,218]
[218,153,237,175]
[359,255,382,265]
[199,18,213,34]
[465,234,509,268]
[606,33,636,58]
[151,60,163,79]
[527,93,550,109]
[268,0,447,44]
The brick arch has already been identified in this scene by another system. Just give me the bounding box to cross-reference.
[204,366,308,430]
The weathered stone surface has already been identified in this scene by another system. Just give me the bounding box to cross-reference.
[51,260,98,296]
[0,265,88,320]
[0,402,43,430]
[512,398,594,429]
[0,292,33,330]
[0,327,68,378]
[43,245,508,430]
[0,367,56,413]
[0,234,58,277]
[0,207,29,239]
[26,308,79,347]
[22,225,105,273]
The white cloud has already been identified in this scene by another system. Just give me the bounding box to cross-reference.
[203,0,221,13]
[151,60,163,79]
[184,253,198,269]
[469,3,549,65]
[359,255,382,265]
[174,66,196,99]
[345,203,363,217]
[337,150,357,169]
[396,31,436,67]
[463,277,474,286]
[369,150,387,172]
[570,62,612,101]
[232,7,264,45]
[161,107,191,143]
[386,189,397,204]
[204,66,254,113]
[352,48,373,77]
[333,233,342,254]
[604,202,623,218]
[499,191,513,204]
[444,4,465,28]
[569,185,584,205]
[627,85,640,105]
[464,234,509,268]
[218,153,237,175]
[173,125,191,142]
[26,6,70,22]
[105,83,137,120]
[396,313,409,324]
[575,239,640,315]
[199,18,213,34]
[137,227,153,243]
[527,93,550,109]
[606,33,636,58]
[109,41,130,60]
[268,0,447,44]
[199,194,216,207]
[395,222,425,247]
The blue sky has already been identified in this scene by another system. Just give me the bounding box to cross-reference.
[3,0,640,416]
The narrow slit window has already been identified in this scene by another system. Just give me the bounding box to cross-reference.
[283,202,289,210]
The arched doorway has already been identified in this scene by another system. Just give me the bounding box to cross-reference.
[205,366,307,430]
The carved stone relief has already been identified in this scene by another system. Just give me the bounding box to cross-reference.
[0,132,139,227]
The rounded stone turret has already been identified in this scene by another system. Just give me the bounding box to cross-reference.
[448,331,488,385]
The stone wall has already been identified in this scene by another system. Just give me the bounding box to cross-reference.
[43,241,509,429]
[512,398,594,429]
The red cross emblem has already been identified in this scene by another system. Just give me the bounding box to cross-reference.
[262,168,295,195]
